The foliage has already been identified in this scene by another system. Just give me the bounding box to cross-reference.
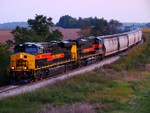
[123,80,150,113]
[78,19,91,37]
[5,40,14,49]
[47,29,63,41]
[56,15,122,37]
[0,68,150,113]
[145,23,150,27]
[108,19,122,34]
[0,71,133,113]
[0,43,11,86]
[56,15,78,28]
[90,18,109,36]
[28,14,53,36]
[11,14,63,45]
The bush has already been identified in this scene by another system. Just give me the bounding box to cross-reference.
[0,43,11,86]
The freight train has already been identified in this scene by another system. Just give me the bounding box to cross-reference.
[8,28,142,84]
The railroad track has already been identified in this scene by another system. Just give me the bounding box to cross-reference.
[0,39,144,100]
[0,55,120,100]
[0,85,20,94]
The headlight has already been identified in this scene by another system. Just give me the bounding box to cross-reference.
[20,54,23,59]
[24,67,27,70]
[12,67,15,69]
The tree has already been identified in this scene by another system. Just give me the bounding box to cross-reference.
[108,19,122,34]
[91,18,109,36]
[11,26,34,44]
[145,23,150,27]
[6,40,14,49]
[56,15,78,28]
[47,29,63,41]
[0,43,11,86]
[28,14,53,35]
[78,19,91,37]
[11,14,63,44]
[56,15,122,36]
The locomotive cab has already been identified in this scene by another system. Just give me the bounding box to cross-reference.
[8,42,43,84]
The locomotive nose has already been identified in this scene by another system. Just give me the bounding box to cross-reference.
[16,59,28,70]
[10,52,35,70]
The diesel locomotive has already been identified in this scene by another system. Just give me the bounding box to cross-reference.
[8,28,142,84]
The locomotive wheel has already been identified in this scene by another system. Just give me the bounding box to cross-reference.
[82,60,87,66]
[95,56,99,62]
[78,60,86,67]
[96,55,103,61]
[65,63,73,71]
[35,69,49,80]
[78,61,83,67]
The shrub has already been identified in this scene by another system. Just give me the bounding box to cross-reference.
[0,43,11,86]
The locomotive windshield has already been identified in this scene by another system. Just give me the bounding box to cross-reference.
[14,44,38,55]
[25,46,37,54]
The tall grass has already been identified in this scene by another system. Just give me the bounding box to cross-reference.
[0,71,136,113]
[111,38,150,71]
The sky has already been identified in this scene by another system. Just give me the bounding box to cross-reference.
[0,0,150,24]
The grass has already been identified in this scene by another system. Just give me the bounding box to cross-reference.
[0,28,150,113]
[0,71,136,113]
[110,42,150,71]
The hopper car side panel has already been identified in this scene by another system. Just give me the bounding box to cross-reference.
[128,33,135,47]
[134,32,139,44]
[118,35,128,51]
[103,36,119,56]
[138,30,142,41]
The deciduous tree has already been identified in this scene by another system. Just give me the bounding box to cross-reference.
[108,19,122,34]
[11,14,63,44]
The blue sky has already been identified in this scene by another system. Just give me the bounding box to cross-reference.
[0,0,149,23]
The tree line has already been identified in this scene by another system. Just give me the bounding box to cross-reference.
[56,15,122,37]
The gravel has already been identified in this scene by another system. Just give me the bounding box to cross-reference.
[0,56,120,100]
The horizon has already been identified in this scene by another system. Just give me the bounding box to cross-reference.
[0,0,150,24]
[0,16,149,25]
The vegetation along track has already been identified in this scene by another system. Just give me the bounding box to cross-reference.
[0,38,144,100]
[0,55,120,100]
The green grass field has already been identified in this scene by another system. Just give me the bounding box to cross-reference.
[0,28,150,113]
